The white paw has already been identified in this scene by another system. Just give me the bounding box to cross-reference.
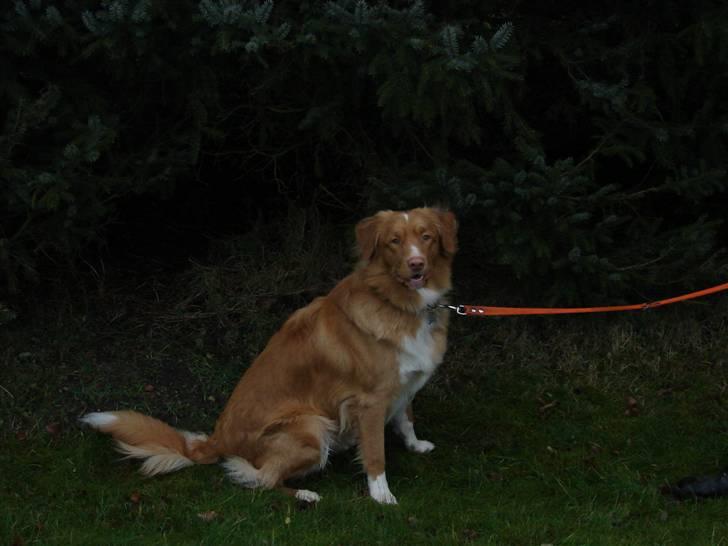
[371,489,398,505]
[407,439,435,453]
[294,489,321,503]
[368,473,398,505]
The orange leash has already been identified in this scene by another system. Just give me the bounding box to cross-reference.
[442,281,728,317]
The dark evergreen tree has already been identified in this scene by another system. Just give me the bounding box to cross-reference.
[1,0,727,300]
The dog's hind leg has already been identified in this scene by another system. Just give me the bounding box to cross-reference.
[223,415,333,503]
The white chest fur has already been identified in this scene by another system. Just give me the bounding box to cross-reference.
[398,320,438,381]
[417,287,441,308]
[388,316,441,420]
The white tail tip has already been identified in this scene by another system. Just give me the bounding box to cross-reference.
[80,412,118,429]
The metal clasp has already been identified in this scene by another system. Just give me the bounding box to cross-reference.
[434,303,467,315]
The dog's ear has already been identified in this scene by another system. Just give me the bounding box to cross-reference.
[436,210,458,257]
[355,213,381,262]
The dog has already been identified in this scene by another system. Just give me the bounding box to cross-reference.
[81,207,457,505]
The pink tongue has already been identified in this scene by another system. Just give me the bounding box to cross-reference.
[408,277,425,289]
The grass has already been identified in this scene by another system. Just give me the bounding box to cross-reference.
[3,233,728,544]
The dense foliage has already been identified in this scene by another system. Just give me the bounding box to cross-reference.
[2,0,727,300]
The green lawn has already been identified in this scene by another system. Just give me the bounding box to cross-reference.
[3,296,728,545]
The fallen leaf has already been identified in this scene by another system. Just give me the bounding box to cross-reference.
[15,430,28,441]
[129,491,142,504]
[45,422,61,437]
[197,510,219,522]
[624,396,640,417]
[144,384,155,393]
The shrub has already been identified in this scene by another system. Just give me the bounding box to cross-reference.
[2,1,726,301]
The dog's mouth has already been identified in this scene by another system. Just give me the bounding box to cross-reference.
[404,272,427,290]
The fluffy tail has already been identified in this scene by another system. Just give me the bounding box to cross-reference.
[80,410,219,476]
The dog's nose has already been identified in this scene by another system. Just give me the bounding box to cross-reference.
[407,257,425,272]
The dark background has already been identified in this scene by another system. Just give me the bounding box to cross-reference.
[2,0,728,305]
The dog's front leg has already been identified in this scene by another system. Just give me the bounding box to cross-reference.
[392,404,435,453]
[358,403,398,505]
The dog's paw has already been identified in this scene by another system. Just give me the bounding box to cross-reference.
[407,439,435,453]
[294,489,321,503]
[371,489,398,505]
[368,473,398,505]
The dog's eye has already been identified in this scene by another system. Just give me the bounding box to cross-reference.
[390,237,401,245]
[422,234,432,242]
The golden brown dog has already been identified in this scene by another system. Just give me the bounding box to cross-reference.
[81,207,457,504]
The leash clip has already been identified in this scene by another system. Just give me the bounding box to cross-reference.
[436,303,467,315]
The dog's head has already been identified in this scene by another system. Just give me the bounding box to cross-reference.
[355,208,458,291]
